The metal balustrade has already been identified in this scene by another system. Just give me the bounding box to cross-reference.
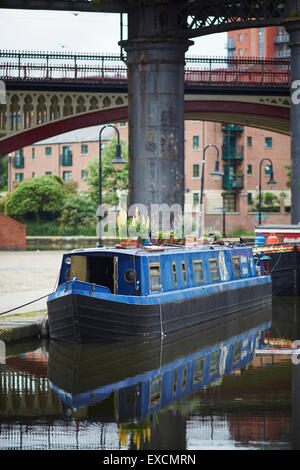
[0,50,291,87]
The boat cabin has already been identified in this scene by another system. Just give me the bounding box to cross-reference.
[58,246,257,297]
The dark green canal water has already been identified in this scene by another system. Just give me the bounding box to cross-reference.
[1,297,300,451]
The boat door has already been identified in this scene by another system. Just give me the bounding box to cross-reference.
[117,255,139,295]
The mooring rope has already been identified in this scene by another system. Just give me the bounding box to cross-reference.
[0,293,52,317]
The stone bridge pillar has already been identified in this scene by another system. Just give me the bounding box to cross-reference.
[121,6,192,211]
[285,17,300,223]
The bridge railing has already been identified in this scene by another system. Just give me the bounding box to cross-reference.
[0,50,291,87]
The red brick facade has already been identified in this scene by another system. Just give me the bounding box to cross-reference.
[0,213,26,249]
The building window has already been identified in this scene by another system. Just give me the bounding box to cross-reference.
[172,262,178,287]
[248,193,253,204]
[259,27,264,58]
[149,263,162,290]
[193,136,199,150]
[193,260,204,283]
[209,259,219,281]
[193,164,199,178]
[81,170,88,180]
[120,122,126,127]
[265,165,272,175]
[45,147,52,156]
[247,136,252,148]
[238,49,243,56]
[32,172,35,178]
[15,173,23,182]
[247,164,252,175]
[45,171,52,175]
[265,137,272,148]
[193,192,199,206]
[238,33,243,42]
[81,144,88,154]
[63,171,72,182]
[32,148,35,160]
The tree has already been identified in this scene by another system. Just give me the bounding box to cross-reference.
[0,155,8,191]
[85,138,128,205]
[5,175,66,222]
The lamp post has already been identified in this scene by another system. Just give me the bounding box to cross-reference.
[98,124,126,247]
[200,144,224,206]
[258,157,277,225]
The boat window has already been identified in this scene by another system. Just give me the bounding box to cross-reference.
[150,376,162,407]
[193,358,204,383]
[209,259,219,281]
[149,263,162,290]
[233,341,242,364]
[181,262,187,285]
[182,365,188,390]
[172,262,178,287]
[173,369,178,395]
[193,260,204,283]
[124,269,137,284]
[209,351,220,375]
[232,256,241,277]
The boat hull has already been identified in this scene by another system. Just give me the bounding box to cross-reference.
[47,279,272,343]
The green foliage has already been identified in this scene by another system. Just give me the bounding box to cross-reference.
[255,192,280,210]
[0,155,8,190]
[5,175,66,222]
[58,194,97,229]
[25,220,97,236]
[85,138,128,205]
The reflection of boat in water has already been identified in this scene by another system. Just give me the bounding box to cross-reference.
[48,304,272,422]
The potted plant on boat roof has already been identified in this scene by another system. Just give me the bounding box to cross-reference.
[128,208,150,246]
[117,208,129,246]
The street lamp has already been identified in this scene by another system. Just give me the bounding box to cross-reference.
[200,144,224,206]
[98,124,126,247]
[258,157,277,225]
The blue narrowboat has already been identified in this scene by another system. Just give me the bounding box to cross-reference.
[47,244,272,342]
[48,306,272,420]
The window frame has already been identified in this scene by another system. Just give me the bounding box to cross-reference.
[193,358,204,384]
[149,263,162,291]
[172,262,178,287]
[181,261,187,286]
[193,259,204,284]
[209,258,219,281]
[232,256,241,277]
[150,376,162,407]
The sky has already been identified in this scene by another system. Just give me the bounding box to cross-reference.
[0,8,226,56]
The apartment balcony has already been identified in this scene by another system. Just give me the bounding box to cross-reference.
[222,145,244,162]
[274,33,289,45]
[274,48,291,58]
[222,173,244,190]
[60,152,73,166]
[222,124,244,133]
[13,156,24,169]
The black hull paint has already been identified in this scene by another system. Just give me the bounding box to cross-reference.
[47,282,272,343]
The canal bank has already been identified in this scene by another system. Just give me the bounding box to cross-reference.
[0,250,62,342]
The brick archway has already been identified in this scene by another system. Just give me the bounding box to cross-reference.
[0,100,290,156]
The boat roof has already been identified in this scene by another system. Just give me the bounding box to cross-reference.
[68,244,250,257]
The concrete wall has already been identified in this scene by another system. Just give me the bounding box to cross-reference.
[0,213,26,249]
